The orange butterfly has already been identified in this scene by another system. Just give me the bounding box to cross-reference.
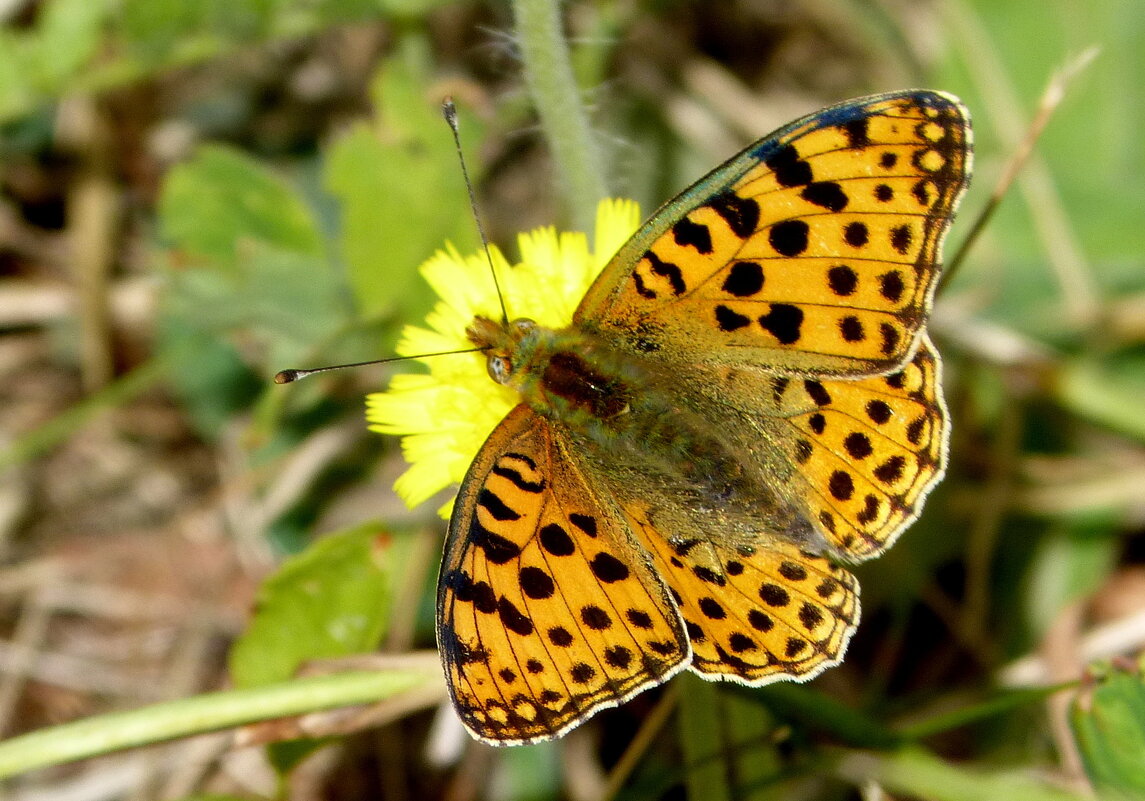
[418,91,969,744]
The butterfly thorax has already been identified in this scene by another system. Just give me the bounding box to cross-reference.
[468,315,810,547]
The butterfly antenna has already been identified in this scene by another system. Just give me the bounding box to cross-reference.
[941,47,1098,290]
[275,347,484,384]
[443,97,510,326]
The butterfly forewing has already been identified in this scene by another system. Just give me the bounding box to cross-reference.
[577,91,970,378]
[440,405,689,744]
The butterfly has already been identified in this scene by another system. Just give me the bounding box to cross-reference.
[437,90,971,744]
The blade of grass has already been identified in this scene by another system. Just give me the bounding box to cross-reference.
[0,357,168,471]
[0,664,438,779]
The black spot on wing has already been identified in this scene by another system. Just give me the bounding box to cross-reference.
[912,179,932,207]
[627,609,653,629]
[803,380,831,407]
[844,432,873,459]
[491,463,544,493]
[519,566,555,599]
[759,583,791,607]
[698,597,726,619]
[590,552,630,583]
[778,561,807,581]
[470,520,522,565]
[801,181,848,212]
[539,523,575,556]
[874,455,907,484]
[570,663,596,684]
[828,470,854,501]
[844,221,868,248]
[673,217,713,254]
[856,494,881,525]
[890,224,913,255]
[445,569,498,613]
[766,144,813,187]
[840,315,865,342]
[632,271,656,299]
[548,626,573,646]
[842,118,870,148]
[643,250,686,295]
[478,488,520,522]
[693,565,727,586]
[828,265,858,296]
[866,400,892,425]
[498,596,534,636]
[819,510,836,533]
[879,323,900,355]
[569,513,598,537]
[879,271,905,302]
[769,220,809,256]
[759,304,804,344]
[906,416,926,444]
[581,605,612,630]
[715,305,751,332]
[707,192,760,238]
[722,261,764,297]
[604,645,633,669]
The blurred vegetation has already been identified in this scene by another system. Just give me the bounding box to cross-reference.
[1,0,1144,799]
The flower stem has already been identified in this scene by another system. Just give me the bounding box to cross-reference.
[510,0,607,230]
[0,668,434,779]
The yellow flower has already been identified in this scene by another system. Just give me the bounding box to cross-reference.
[366,198,641,515]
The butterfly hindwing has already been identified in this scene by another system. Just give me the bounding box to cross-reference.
[576,90,970,378]
[624,503,859,683]
[439,405,689,744]
[782,333,948,560]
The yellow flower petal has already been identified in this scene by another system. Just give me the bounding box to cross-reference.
[366,198,641,515]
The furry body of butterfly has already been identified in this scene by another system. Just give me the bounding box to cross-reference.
[436,90,970,744]
[467,314,823,555]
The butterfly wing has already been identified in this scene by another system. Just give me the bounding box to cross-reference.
[701,332,947,562]
[438,404,689,744]
[622,502,860,684]
[576,90,970,378]
[780,333,948,560]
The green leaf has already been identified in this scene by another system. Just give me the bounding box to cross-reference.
[498,741,561,799]
[1055,353,1145,443]
[31,0,110,90]
[1071,662,1145,798]
[156,318,262,438]
[840,746,1100,801]
[0,31,34,121]
[229,522,394,688]
[119,0,210,62]
[324,37,481,318]
[159,144,323,266]
[752,682,900,749]
[1025,518,1120,636]
[156,143,345,390]
[267,737,331,777]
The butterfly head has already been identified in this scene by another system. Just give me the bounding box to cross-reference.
[467,316,541,386]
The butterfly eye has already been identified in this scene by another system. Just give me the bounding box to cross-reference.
[487,354,513,384]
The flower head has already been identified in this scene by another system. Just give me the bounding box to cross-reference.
[366,198,641,514]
